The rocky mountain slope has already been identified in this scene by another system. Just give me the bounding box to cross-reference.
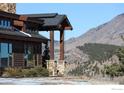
[65,13,124,51]
[58,13,124,64]
[60,13,124,77]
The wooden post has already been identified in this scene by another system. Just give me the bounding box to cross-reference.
[19,16,27,32]
[37,43,42,66]
[21,22,26,32]
[60,30,64,60]
[50,31,54,60]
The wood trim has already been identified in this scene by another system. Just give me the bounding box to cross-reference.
[19,15,28,21]
[50,31,54,60]
[12,53,24,67]
[13,20,24,27]
[60,30,64,60]
[64,26,73,30]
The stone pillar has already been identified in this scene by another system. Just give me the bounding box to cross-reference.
[47,60,57,76]
[57,60,65,76]
[0,3,16,13]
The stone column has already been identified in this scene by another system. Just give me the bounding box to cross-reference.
[0,3,16,13]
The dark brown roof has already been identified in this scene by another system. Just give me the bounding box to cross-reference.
[0,10,72,31]
[23,13,58,18]
[0,28,49,43]
[22,13,73,31]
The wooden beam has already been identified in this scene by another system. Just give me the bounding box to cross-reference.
[19,15,28,21]
[13,20,24,27]
[19,15,43,24]
[50,31,54,60]
[60,30,64,60]
[21,22,26,32]
[64,26,73,30]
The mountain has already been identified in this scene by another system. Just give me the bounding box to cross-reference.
[65,13,124,51]
[60,13,124,65]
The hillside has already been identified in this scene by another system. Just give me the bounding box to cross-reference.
[60,13,124,64]
[67,43,122,77]
[77,43,120,62]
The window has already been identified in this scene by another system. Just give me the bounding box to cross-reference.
[0,20,11,29]
[0,43,12,67]
[0,20,4,28]
[8,21,11,27]
[4,20,7,28]
[24,44,35,67]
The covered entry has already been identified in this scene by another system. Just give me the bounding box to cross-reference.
[23,13,73,61]
[24,13,73,75]
[0,10,73,76]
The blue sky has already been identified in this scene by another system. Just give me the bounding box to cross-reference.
[17,3,124,40]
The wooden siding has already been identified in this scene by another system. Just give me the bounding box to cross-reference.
[12,53,24,67]
[12,42,24,67]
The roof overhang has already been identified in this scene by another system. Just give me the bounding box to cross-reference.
[0,29,49,44]
[22,13,73,31]
[0,11,73,31]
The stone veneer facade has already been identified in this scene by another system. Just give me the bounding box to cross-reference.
[47,60,65,76]
[0,3,16,13]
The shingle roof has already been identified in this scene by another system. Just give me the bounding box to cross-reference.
[0,29,27,37]
[0,29,49,41]
[41,15,65,27]
[0,11,72,31]
[28,32,49,40]
[22,13,73,31]
[23,13,58,18]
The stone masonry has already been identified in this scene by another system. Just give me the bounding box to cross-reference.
[47,60,65,76]
[0,3,16,13]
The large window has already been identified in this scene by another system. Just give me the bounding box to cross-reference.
[0,43,12,67]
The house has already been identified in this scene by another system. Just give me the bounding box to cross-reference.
[0,10,72,75]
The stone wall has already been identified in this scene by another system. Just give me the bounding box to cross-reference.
[0,3,16,13]
[47,60,65,76]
